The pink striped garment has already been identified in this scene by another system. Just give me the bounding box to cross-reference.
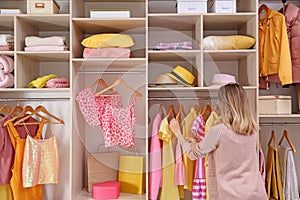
[191,115,206,200]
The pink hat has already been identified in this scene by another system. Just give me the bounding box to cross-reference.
[210,74,236,87]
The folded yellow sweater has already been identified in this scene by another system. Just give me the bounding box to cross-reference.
[28,74,57,88]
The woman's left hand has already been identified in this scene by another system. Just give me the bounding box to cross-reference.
[169,118,181,137]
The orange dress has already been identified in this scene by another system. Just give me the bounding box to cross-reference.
[7,120,44,200]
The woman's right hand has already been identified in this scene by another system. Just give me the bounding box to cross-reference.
[169,118,181,137]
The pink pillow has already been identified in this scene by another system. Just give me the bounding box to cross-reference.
[0,55,14,73]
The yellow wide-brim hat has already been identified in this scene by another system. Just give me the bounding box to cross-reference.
[167,65,195,87]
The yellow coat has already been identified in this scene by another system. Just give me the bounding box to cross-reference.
[259,8,293,86]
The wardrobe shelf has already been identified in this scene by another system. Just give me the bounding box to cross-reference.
[203,50,256,61]
[73,58,146,72]
[259,114,300,124]
[72,18,146,33]
[0,88,70,99]
[0,51,14,56]
[148,14,200,30]
[77,191,146,200]
[148,50,201,61]
[17,15,70,31]
[203,13,256,30]
[259,114,300,118]
[16,52,70,61]
[148,86,257,91]
[83,0,145,2]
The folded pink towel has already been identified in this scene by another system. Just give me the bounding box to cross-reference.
[0,71,14,88]
[83,47,130,58]
[45,78,70,88]
[0,55,14,73]
[24,45,68,51]
[0,45,13,51]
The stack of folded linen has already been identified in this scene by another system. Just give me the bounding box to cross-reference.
[24,36,68,51]
[81,33,134,58]
[153,41,193,50]
[0,55,14,88]
[0,34,14,51]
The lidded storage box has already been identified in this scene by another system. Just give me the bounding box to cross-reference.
[92,181,120,200]
[259,95,292,115]
[208,0,236,13]
[177,0,208,14]
[27,0,60,14]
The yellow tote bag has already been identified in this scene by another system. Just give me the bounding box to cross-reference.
[118,156,145,194]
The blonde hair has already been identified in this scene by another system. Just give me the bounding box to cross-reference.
[218,83,258,135]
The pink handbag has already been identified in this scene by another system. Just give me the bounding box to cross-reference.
[92,181,120,199]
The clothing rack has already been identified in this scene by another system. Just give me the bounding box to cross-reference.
[0,98,69,102]
[78,71,145,74]
[148,97,218,101]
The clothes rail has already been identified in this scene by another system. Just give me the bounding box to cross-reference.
[77,71,145,74]
[148,97,218,101]
[0,98,69,102]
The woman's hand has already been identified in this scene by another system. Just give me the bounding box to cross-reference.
[169,118,181,137]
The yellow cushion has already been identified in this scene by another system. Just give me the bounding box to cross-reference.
[81,33,134,48]
[203,35,256,50]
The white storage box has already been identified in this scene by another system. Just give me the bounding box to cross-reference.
[90,10,130,19]
[177,0,208,14]
[27,0,60,14]
[208,0,236,13]
[259,95,292,115]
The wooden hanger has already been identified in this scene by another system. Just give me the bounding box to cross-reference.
[6,104,23,118]
[259,4,269,14]
[14,105,65,125]
[89,78,118,94]
[268,130,277,150]
[4,105,42,126]
[201,104,212,121]
[193,104,200,113]
[176,105,183,121]
[279,130,296,152]
[95,78,142,97]
[166,104,176,120]
[158,104,164,116]
[0,103,11,115]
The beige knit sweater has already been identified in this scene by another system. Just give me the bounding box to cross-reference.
[177,123,268,200]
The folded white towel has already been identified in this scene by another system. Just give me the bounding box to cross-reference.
[25,36,66,47]
[24,45,68,51]
[0,34,14,46]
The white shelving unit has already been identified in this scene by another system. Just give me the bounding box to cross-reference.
[2,0,300,199]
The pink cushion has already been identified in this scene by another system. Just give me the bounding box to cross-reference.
[83,48,130,58]
[0,55,14,73]
[0,71,14,88]
[92,181,120,199]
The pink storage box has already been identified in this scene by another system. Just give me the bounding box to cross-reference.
[92,181,120,199]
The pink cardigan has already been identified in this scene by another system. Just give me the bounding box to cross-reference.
[178,123,268,200]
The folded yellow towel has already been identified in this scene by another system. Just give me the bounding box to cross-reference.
[28,74,57,88]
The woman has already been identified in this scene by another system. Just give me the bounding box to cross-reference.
[170,83,268,200]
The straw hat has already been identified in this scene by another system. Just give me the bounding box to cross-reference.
[167,65,195,87]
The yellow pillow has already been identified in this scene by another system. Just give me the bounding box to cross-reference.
[81,33,134,48]
[203,35,256,50]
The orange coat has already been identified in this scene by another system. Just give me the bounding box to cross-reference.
[259,7,293,86]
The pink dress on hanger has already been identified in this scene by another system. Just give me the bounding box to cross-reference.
[149,113,162,200]
[96,95,137,147]
[191,115,206,200]
[174,139,186,186]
